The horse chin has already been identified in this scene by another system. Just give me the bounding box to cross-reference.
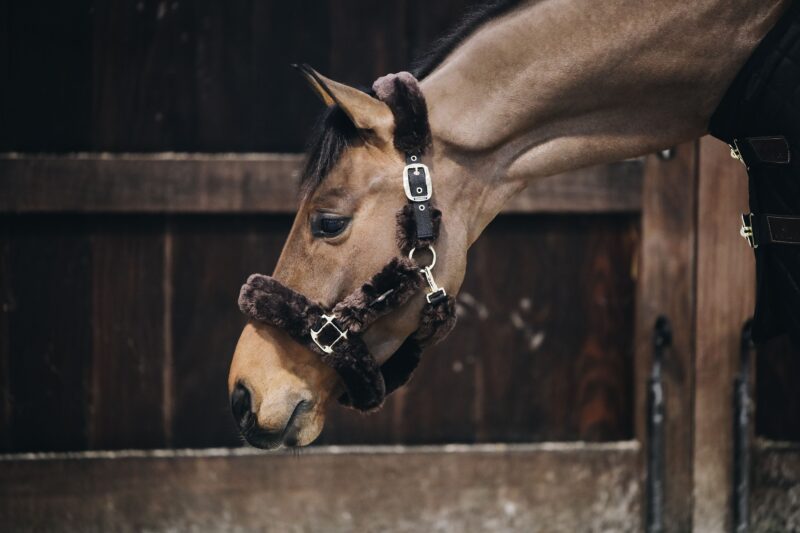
[228,322,340,449]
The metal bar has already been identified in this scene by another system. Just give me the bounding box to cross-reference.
[732,319,753,533]
[647,315,671,533]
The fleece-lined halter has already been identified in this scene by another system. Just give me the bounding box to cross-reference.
[238,71,457,411]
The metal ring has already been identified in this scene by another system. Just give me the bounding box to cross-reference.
[408,245,436,269]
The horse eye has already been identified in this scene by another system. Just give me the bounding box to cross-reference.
[311,213,350,238]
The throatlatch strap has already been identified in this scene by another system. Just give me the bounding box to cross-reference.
[744,213,800,247]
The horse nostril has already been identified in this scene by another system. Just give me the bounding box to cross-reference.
[230,382,252,425]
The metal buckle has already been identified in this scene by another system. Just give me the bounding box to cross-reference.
[403,163,432,202]
[740,213,758,248]
[310,314,348,354]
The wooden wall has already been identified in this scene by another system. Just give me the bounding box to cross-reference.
[0,0,643,452]
[1,0,797,460]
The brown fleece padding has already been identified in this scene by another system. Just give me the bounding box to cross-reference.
[332,257,422,333]
[372,71,432,155]
[238,258,423,411]
[396,204,441,254]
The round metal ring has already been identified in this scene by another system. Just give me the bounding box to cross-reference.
[408,245,436,269]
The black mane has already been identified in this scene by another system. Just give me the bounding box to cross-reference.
[300,0,521,194]
[412,0,522,80]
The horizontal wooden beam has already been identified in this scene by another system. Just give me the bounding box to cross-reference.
[0,442,641,531]
[0,153,643,214]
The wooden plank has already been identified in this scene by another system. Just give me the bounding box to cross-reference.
[0,442,641,532]
[251,1,332,152]
[751,440,800,531]
[634,143,698,532]
[320,215,638,445]
[329,0,407,86]
[5,217,93,452]
[0,222,10,451]
[0,154,643,214]
[88,218,167,449]
[169,216,293,448]
[90,0,198,151]
[691,137,755,531]
[1,2,93,151]
[192,1,255,151]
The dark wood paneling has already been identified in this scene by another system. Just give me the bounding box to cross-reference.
[192,1,255,151]
[4,216,93,452]
[169,215,292,448]
[251,1,333,152]
[0,443,640,532]
[329,1,407,86]
[0,226,10,450]
[3,1,93,151]
[756,334,800,441]
[0,154,643,214]
[634,144,698,532]
[320,214,638,445]
[89,218,167,449]
[91,0,198,152]
[0,0,493,153]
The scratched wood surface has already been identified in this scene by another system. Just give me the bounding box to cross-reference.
[0,444,642,533]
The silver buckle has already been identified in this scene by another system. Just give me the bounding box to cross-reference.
[403,163,432,202]
[740,213,758,248]
[310,314,348,354]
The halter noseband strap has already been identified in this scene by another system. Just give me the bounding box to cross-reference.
[237,72,457,411]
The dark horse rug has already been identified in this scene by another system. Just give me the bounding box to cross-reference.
[710,1,800,344]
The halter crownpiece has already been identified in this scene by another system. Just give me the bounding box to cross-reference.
[237,72,457,411]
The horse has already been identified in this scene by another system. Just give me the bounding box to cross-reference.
[228,0,797,449]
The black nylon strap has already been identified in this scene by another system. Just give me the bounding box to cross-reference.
[753,213,800,245]
[736,136,791,168]
[406,154,434,240]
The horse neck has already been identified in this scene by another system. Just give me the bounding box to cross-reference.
[422,0,791,244]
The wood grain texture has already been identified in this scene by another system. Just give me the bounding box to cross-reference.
[4,216,93,452]
[634,143,698,532]
[691,136,756,531]
[169,216,293,448]
[0,154,643,214]
[89,218,167,449]
[320,215,638,445]
[0,443,641,533]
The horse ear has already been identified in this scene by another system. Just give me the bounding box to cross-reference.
[293,64,394,140]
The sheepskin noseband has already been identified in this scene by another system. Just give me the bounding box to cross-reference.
[238,72,457,411]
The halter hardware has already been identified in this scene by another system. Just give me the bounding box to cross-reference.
[403,163,432,202]
[310,314,349,354]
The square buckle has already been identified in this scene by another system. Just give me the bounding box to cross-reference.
[740,213,758,249]
[310,314,348,354]
[403,163,432,202]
